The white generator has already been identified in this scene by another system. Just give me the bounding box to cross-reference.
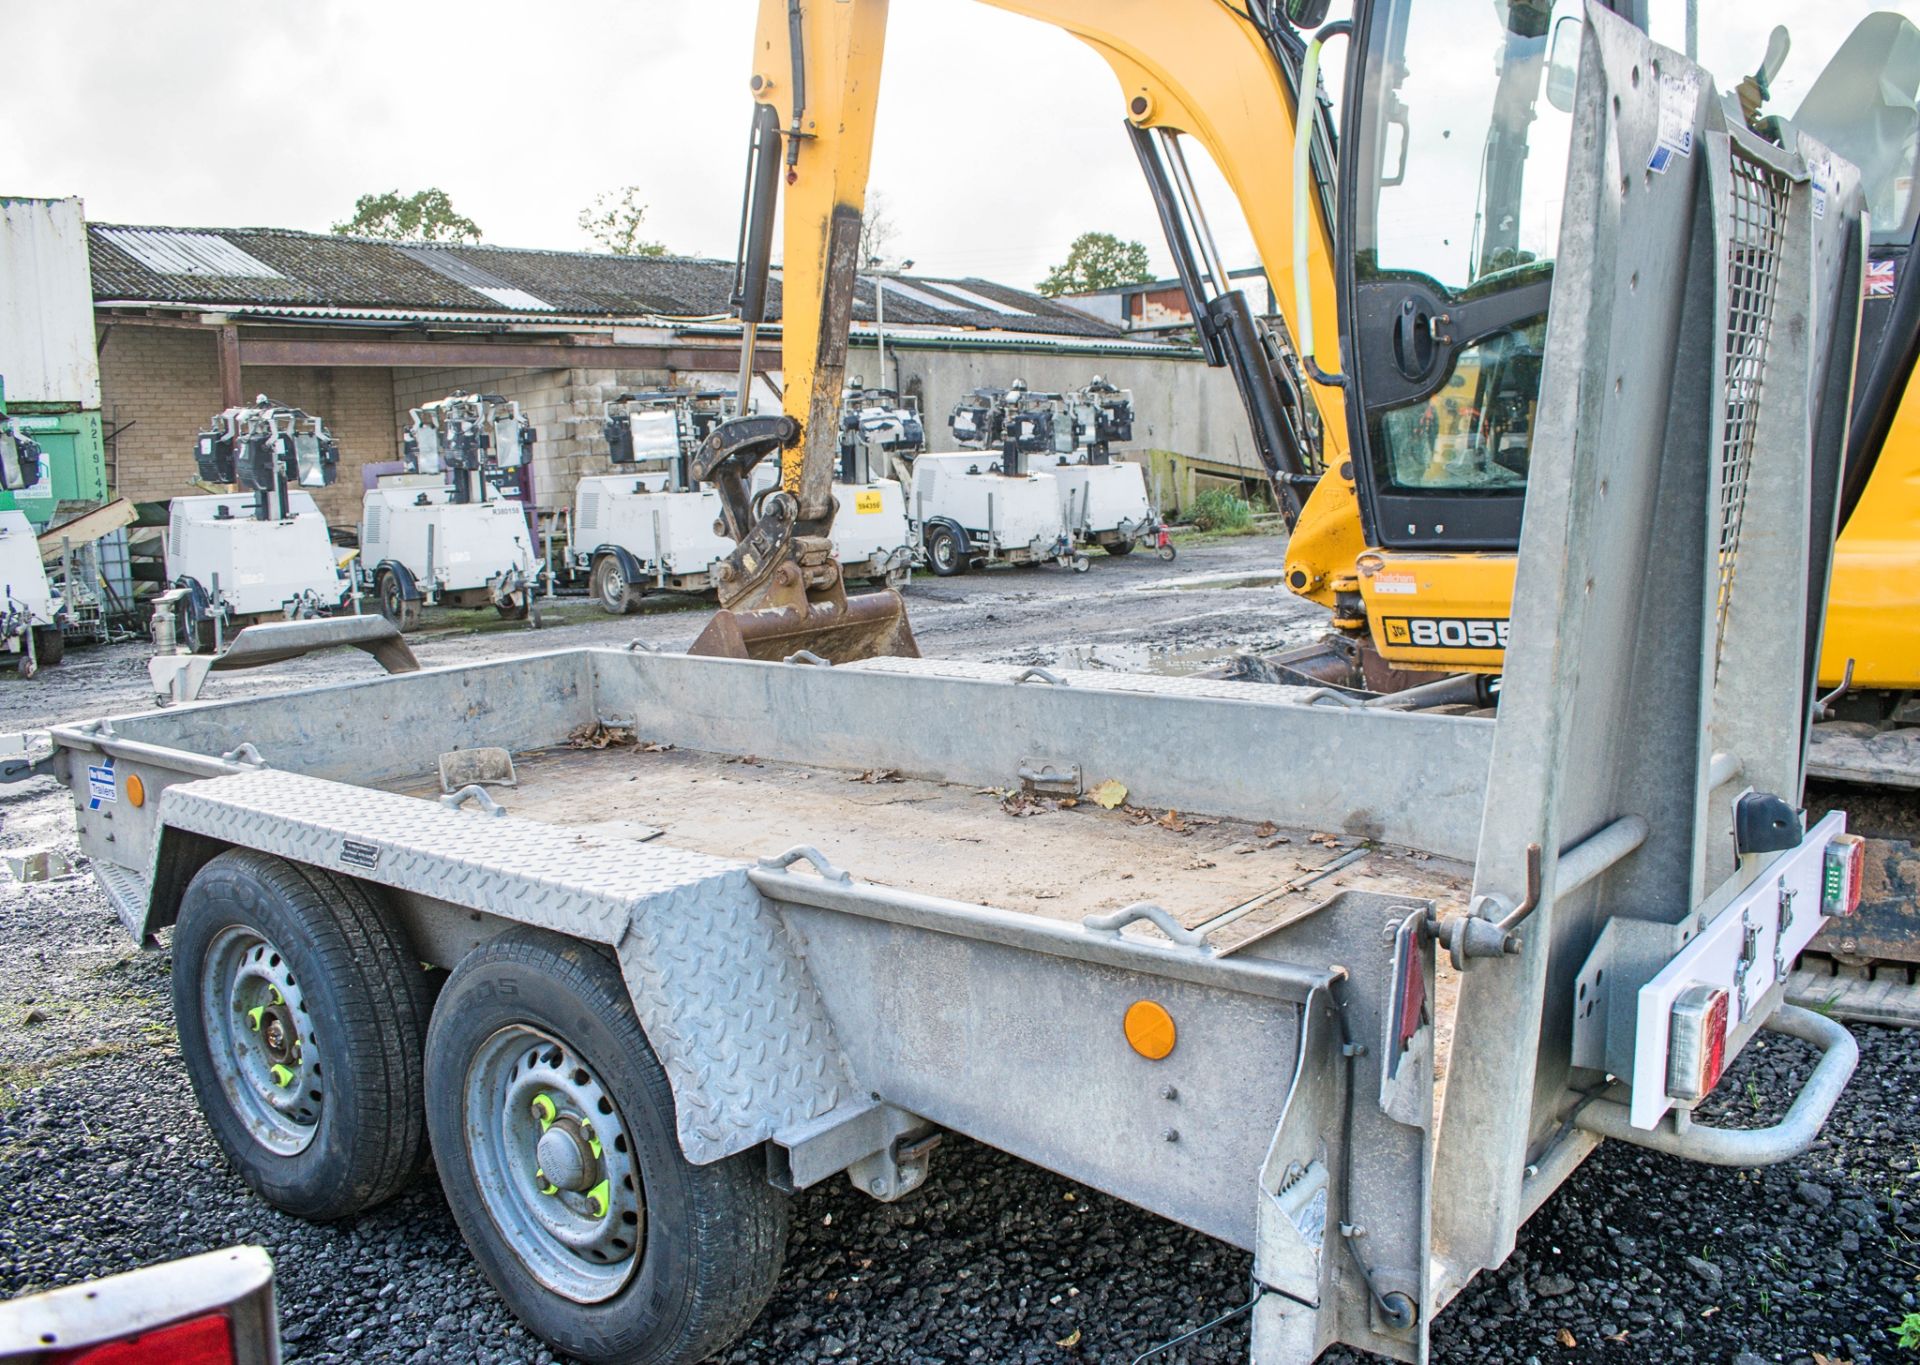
[574,391,738,613]
[0,510,63,675]
[573,474,735,611]
[165,398,349,651]
[164,492,347,643]
[1035,454,1158,555]
[951,376,1162,557]
[362,393,539,629]
[907,452,1080,576]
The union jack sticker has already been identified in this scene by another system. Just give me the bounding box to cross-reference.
[1868,259,1897,299]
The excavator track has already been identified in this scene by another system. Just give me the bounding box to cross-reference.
[1786,737,1920,1027]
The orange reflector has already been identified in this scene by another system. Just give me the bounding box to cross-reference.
[125,773,146,808]
[1124,1000,1176,1060]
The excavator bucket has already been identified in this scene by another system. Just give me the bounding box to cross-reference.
[687,588,919,663]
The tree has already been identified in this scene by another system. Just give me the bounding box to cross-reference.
[332,189,481,243]
[578,187,669,257]
[1037,232,1152,297]
[860,190,900,267]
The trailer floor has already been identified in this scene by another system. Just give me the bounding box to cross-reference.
[437,743,1474,957]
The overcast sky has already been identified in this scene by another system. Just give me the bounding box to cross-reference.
[0,0,1269,290]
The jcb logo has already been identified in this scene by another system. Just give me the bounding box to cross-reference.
[1384,617,1510,650]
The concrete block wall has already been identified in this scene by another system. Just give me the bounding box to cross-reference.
[98,326,396,524]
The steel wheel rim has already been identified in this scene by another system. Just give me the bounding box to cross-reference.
[931,534,954,570]
[200,925,322,1155]
[465,1025,645,1303]
[597,561,627,610]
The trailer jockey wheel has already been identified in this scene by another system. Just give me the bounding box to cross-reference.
[495,591,531,621]
[172,850,432,1220]
[589,555,643,615]
[926,525,966,577]
[376,568,422,632]
[425,929,788,1365]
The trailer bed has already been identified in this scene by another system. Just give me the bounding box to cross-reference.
[398,741,1474,955]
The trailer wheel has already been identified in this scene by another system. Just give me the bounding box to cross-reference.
[30,626,64,666]
[926,525,966,577]
[425,930,787,1365]
[1105,538,1135,557]
[172,850,432,1220]
[376,569,422,632]
[590,555,643,615]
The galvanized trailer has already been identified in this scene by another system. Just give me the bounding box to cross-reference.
[45,20,1871,1365]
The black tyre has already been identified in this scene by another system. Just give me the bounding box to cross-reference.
[30,625,64,666]
[1105,538,1135,557]
[590,555,642,615]
[172,850,432,1220]
[425,930,788,1365]
[377,569,422,632]
[926,525,966,577]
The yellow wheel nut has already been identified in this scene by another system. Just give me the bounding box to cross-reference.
[531,1093,557,1129]
[585,1178,611,1219]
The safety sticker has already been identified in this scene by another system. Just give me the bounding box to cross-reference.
[854,489,884,514]
[87,758,117,810]
[1648,67,1700,174]
[1868,259,1898,299]
[1370,571,1417,596]
[1811,151,1834,221]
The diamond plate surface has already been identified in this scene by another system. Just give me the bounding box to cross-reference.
[95,862,150,942]
[154,769,851,1164]
[845,655,1322,704]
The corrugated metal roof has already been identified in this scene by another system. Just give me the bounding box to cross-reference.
[85,222,1123,340]
[96,227,283,280]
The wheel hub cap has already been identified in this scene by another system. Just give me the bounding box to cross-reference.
[536,1120,595,1193]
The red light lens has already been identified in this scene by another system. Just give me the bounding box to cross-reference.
[46,1312,234,1365]
[1667,985,1731,1102]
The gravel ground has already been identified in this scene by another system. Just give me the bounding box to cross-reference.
[1,536,1915,1363]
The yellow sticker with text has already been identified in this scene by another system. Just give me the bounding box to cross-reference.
[854,489,883,514]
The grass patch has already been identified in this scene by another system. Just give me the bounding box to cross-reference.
[1178,488,1255,534]
[0,1041,142,1114]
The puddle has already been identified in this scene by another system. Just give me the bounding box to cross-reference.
[1158,571,1290,592]
[1049,642,1247,676]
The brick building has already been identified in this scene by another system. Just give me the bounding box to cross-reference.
[90,223,1263,529]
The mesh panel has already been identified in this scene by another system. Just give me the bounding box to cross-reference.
[1713,148,1793,674]
[579,485,600,533]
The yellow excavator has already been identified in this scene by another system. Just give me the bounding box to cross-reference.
[696,0,1914,1007]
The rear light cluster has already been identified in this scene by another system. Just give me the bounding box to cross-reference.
[1823,833,1866,917]
[1666,984,1730,1103]
[44,1312,234,1365]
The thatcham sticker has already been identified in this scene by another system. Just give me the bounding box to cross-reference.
[340,839,381,870]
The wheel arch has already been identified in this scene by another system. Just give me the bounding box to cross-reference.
[592,543,648,586]
[376,559,422,601]
[922,517,970,554]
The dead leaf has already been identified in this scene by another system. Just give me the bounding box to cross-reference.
[1055,1328,1082,1349]
[1264,836,1292,848]
[1700,1306,1718,1318]
[568,722,635,749]
[1309,831,1342,847]
[850,768,905,784]
[1556,1328,1576,1348]
[639,741,675,753]
[1606,1330,1628,1343]
[1254,821,1278,838]
[1090,778,1129,810]
[1186,859,1216,870]
[1234,844,1259,855]
[1156,809,1190,834]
